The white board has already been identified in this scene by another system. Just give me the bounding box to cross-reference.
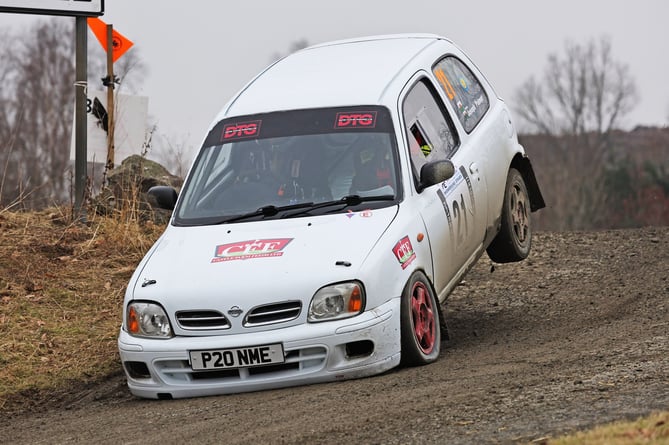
[0,0,103,16]
[70,89,149,165]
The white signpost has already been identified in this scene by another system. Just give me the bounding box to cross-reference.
[0,0,103,16]
[70,90,149,164]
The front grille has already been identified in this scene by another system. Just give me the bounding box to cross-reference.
[244,301,302,327]
[176,310,231,330]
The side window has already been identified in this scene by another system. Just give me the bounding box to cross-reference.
[402,78,459,180]
[433,56,489,133]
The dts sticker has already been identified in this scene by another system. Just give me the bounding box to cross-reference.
[212,238,292,262]
[335,111,377,129]
[392,236,416,269]
[221,120,262,141]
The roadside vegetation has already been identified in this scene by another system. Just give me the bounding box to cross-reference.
[0,206,164,409]
[545,411,669,444]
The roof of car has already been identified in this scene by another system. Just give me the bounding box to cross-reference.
[217,34,454,119]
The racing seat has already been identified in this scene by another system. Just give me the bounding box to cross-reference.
[282,137,332,201]
[349,135,394,196]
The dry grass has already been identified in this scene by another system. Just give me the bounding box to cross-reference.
[0,205,164,409]
[542,411,669,445]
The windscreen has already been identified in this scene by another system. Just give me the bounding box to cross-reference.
[174,106,400,225]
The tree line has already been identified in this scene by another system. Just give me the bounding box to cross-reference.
[1,19,74,209]
[523,127,669,231]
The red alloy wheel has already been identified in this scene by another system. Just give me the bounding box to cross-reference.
[410,281,436,354]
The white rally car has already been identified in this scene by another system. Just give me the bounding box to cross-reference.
[119,34,544,399]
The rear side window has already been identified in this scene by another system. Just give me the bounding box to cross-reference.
[402,79,459,180]
[433,56,489,133]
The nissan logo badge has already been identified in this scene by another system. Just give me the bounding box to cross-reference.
[228,306,243,317]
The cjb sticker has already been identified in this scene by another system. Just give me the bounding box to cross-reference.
[392,236,416,269]
[212,238,292,263]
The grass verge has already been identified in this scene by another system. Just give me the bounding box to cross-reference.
[540,411,669,444]
[0,208,164,410]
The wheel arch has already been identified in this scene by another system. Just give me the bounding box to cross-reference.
[401,266,435,295]
[510,154,546,212]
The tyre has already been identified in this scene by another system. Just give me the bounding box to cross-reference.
[400,271,441,366]
[487,168,532,263]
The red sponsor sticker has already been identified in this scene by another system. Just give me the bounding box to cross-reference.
[334,111,377,129]
[212,238,292,262]
[221,120,262,141]
[392,236,416,269]
[345,209,373,219]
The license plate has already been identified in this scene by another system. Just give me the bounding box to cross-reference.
[189,343,285,371]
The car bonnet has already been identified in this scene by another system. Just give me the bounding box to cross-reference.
[130,206,398,310]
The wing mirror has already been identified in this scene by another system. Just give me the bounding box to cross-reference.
[147,186,178,211]
[418,160,455,191]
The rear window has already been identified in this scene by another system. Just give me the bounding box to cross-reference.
[432,56,489,132]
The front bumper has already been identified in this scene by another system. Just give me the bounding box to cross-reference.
[118,298,401,399]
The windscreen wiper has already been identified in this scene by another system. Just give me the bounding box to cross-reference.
[212,194,395,224]
[280,194,395,219]
[213,202,315,224]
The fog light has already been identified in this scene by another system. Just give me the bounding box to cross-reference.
[124,361,151,379]
[345,340,374,358]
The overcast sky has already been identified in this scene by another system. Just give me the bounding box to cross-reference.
[1,0,668,163]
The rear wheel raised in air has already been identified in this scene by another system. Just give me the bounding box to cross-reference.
[487,168,532,263]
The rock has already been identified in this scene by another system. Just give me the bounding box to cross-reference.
[94,155,183,223]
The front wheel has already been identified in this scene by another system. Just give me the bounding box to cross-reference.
[487,168,532,263]
[400,271,441,366]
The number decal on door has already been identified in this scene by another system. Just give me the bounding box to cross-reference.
[437,188,454,240]
[452,193,468,247]
[437,165,476,250]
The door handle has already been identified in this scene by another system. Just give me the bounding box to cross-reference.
[469,163,480,180]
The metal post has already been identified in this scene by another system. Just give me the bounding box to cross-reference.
[74,16,88,222]
[105,24,115,173]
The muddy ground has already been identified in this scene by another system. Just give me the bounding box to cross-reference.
[1,228,667,444]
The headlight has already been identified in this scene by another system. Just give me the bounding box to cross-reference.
[126,301,173,338]
[308,281,365,322]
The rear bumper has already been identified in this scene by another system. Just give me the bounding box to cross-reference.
[118,298,401,399]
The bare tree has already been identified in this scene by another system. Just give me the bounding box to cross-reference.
[514,36,639,230]
[516,36,637,137]
[0,18,147,210]
[0,19,75,209]
[0,29,24,208]
[153,131,194,180]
